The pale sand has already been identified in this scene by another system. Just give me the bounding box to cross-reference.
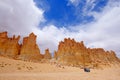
[0,56,120,80]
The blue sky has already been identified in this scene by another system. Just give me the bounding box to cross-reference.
[0,0,120,57]
[34,0,108,27]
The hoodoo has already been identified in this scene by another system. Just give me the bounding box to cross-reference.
[44,48,52,59]
[0,32,20,58]
[19,32,43,61]
[54,38,120,68]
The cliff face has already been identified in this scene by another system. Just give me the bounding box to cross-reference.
[19,33,43,61]
[0,32,20,58]
[55,38,87,66]
[54,38,120,68]
[0,31,119,67]
[44,49,52,59]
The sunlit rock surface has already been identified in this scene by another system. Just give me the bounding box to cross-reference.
[19,33,43,61]
[55,38,120,68]
[44,48,52,59]
[0,32,20,58]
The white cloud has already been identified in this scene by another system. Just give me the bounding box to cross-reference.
[0,0,46,53]
[0,0,44,36]
[67,0,120,57]
[69,0,81,6]
[68,0,97,16]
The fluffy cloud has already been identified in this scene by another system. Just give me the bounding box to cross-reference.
[66,0,120,57]
[0,0,120,57]
[0,0,46,53]
[37,0,120,56]
[69,0,96,8]
[0,0,44,36]
[68,0,97,16]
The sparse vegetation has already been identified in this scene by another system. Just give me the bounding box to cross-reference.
[1,65,4,67]
[0,61,12,68]
[26,66,33,70]
[0,62,6,67]
[17,67,21,70]
[5,63,7,66]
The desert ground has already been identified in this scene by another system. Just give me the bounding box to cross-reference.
[0,56,120,80]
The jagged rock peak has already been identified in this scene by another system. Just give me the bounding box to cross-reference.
[55,38,120,68]
[19,32,43,61]
[0,31,20,58]
[44,48,52,59]
[29,32,37,37]
[0,31,8,38]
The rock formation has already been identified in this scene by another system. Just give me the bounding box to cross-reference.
[54,50,57,59]
[19,33,43,61]
[44,48,52,59]
[54,38,120,68]
[0,31,119,67]
[0,32,20,58]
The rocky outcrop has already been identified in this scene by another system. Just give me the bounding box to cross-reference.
[0,32,43,61]
[0,31,119,67]
[18,33,43,61]
[44,49,52,59]
[0,32,20,58]
[54,50,57,59]
[54,38,120,68]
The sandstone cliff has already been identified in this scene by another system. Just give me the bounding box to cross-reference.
[19,33,43,61]
[54,38,120,68]
[0,32,20,58]
[0,31,119,67]
[44,48,52,59]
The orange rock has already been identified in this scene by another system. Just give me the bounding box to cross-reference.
[44,48,52,59]
[55,38,120,68]
[54,50,57,59]
[0,32,20,58]
[0,31,119,66]
[19,32,43,61]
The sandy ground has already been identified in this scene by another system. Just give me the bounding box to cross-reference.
[0,56,120,80]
